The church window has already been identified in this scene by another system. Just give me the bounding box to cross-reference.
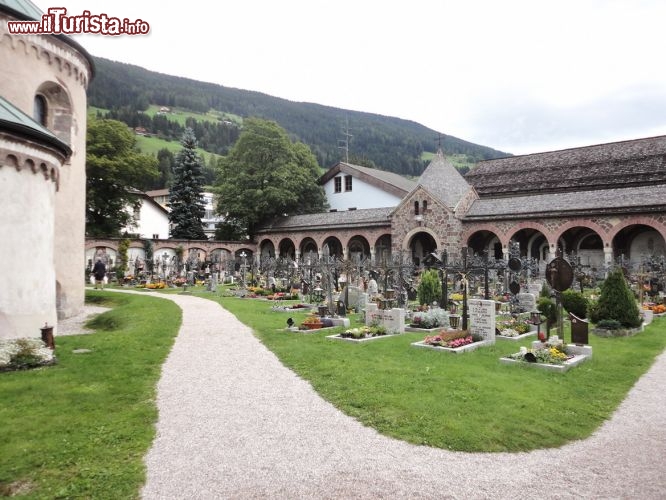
[414,201,420,215]
[345,175,353,191]
[423,200,428,212]
[334,176,342,193]
[34,94,48,126]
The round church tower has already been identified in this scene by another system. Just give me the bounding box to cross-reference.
[0,0,93,338]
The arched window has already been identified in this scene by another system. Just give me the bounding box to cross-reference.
[423,200,428,212]
[33,94,48,126]
[414,201,420,215]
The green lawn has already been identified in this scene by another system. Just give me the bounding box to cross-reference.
[133,134,219,162]
[207,293,666,452]
[0,292,181,499]
[2,288,664,495]
[141,105,242,128]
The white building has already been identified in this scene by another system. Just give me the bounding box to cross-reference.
[145,188,223,239]
[123,191,170,239]
[319,162,416,211]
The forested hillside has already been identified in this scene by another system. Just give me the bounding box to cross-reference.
[88,57,510,175]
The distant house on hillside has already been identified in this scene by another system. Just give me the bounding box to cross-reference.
[319,162,416,211]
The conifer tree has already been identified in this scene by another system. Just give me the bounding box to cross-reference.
[168,128,207,239]
[593,267,641,327]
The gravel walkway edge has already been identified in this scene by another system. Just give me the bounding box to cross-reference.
[122,291,666,499]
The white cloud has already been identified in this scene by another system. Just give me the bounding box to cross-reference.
[46,0,666,155]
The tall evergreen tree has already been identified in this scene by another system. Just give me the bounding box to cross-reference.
[168,128,207,239]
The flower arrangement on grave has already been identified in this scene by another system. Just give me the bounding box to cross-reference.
[0,338,55,371]
[146,282,166,289]
[173,277,186,287]
[410,308,449,329]
[644,303,666,314]
[423,329,474,348]
[506,336,571,365]
[300,314,324,330]
[450,293,464,301]
[496,316,531,337]
[340,324,388,339]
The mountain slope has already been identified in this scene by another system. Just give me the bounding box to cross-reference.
[88,57,510,175]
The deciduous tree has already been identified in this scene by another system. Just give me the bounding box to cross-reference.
[85,119,158,237]
[215,118,327,238]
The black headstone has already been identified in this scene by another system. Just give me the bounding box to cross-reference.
[569,312,589,345]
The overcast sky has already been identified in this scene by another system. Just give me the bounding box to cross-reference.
[42,0,666,155]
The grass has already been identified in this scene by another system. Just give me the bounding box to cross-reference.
[202,292,666,452]
[141,105,243,128]
[0,291,181,499]
[133,134,220,162]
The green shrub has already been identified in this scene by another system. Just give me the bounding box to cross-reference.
[561,289,588,318]
[593,268,641,328]
[596,319,622,330]
[418,269,441,306]
[537,296,557,333]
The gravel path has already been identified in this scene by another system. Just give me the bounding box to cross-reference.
[136,292,666,499]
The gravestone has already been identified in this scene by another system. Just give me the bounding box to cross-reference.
[569,312,589,345]
[468,299,496,344]
[527,282,543,296]
[516,293,537,312]
[343,285,364,312]
[365,303,405,334]
[207,273,218,292]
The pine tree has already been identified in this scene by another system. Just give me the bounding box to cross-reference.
[168,128,207,239]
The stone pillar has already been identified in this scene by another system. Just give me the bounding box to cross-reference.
[370,248,376,265]
[604,246,613,269]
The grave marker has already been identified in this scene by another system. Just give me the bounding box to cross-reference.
[468,299,496,344]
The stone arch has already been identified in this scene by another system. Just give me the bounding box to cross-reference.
[557,225,605,270]
[299,237,318,259]
[611,222,666,265]
[507,224,553,259]
[346,235,371,260]
[35,81,72,146]
[608,217,666,247]
[259,238,276,260]
[278,238,296,259]
[465,228,504,259]
[322,236,343,258]
[374,234,392,263]
[402,227,439,266]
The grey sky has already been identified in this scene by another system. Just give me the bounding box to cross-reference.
[46,0,666,155]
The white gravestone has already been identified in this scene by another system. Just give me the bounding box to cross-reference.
[516,293,537,312]
[468,299,496,344]
[365,303,405,334]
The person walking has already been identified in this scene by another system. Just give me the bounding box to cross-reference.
[92,259,107,290]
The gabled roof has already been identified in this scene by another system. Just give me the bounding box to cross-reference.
[465,135,666,197]
[256,207,392,233]
[319,162,416,198]
[415,149,471,209]
[0,95,71,157]
[464,184,666,220]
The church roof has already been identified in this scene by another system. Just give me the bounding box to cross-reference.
[0,0,40,19]
[465,135,666,197]
[256,207,392,233]
[465,184,666,220]
[0,95,71,157]
[319,162,416,198]
[416,149,471,208]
